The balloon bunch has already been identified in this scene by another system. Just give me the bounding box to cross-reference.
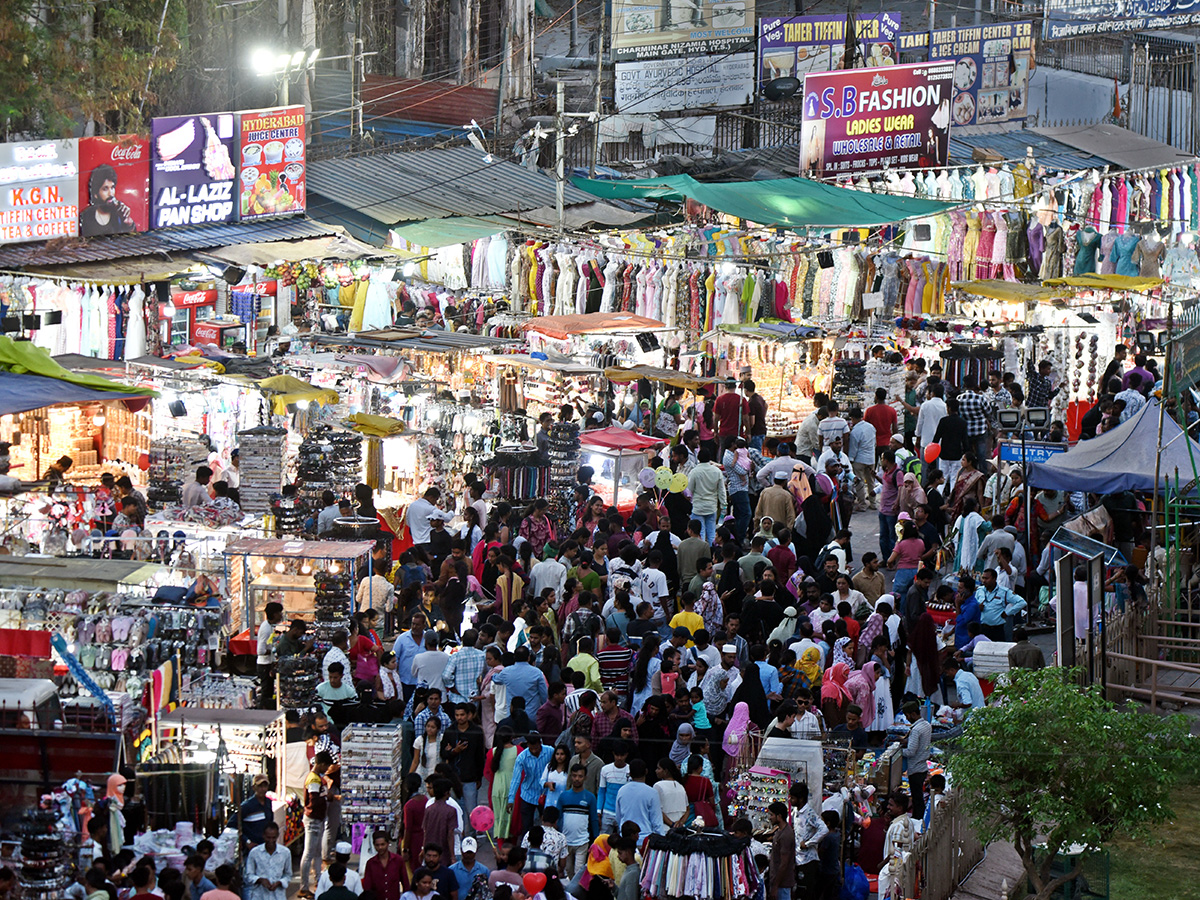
[636,465,689,507]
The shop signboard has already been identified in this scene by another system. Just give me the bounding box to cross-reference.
[758,13,902,90]
[799,61,953,178]
[150,113,238,229]
[897,23,1033,125]
[1045,0,1200,38]
[232,279,278,294]
[615,55,756,112]
[0,139,79,245]
[611,0,755,111]
[238,106,306,219]
[77,135,150,237]
[998,440,1068,465]
[171,287,218,309]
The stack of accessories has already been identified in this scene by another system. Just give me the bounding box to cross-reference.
[340,724,405,830]
[546,422,581,537]
[312,569,353,649]
[640,831,759,900]
[274,505,305,536]
[728,765,791,829]
[277,652,320,709]
[296,426,363,508]
[237,426,287,514]
[18,808,69,899]
[831,357,867,407]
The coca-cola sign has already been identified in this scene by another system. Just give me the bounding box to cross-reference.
[78,135,150,236]
[171,287,217,309]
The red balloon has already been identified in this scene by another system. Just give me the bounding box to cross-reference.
[523,873,548,895]
[923,443,941,464]
[137,453,150,471]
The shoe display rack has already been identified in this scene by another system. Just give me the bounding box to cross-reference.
[339,724,404,836]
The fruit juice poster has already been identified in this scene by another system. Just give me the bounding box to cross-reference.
[238,106,306,219]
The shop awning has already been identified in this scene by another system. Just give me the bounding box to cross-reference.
[0,371,153,417]
[526,312,666,340]
[0,337,157,397]
[480,354,603,375]
[604,365,720,390]
[1042,273,1164,292]
[1026,399,1200,493]
[198,233,386,267]
[951,280,1068,302]
[571,174,959,228]
[717,322,825,340]
[223,537,376,559]
[254,374,340,414]
[348,413,407,437]
[579,426,667,451]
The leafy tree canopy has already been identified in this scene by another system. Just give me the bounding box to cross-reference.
[947,668,1193,900]
[0,0,179,138]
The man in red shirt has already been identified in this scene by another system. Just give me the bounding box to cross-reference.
[363,830,405,900]
[863,388,898,461]
[713,377,749,457]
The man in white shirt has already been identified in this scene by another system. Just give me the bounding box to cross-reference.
[755,443,812,489]
[817,400,849,451]
[914,382,948,460]
[529,549,568,601]
[322,629,352,683]
[407,486,455,547]
[244,822,291,900]
[256,601,284,710]
[317,493,350,535]
[412,630,450,690]
[315,842,363,896]
[816,436,853,477]
[180,466,212,508]
[224,449,241,488]
[638,550,671,624]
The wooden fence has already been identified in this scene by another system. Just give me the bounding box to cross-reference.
[895,789,986,900]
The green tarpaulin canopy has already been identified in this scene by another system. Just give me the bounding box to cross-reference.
[570,174,958,228]
[0,336,156,397]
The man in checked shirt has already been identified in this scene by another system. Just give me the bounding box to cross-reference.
[955,379,995,475]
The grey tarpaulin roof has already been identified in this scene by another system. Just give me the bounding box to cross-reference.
[0,217,344,269]
[1027,399,1200,493]
[312,329,521,354]
[306,146,596,227]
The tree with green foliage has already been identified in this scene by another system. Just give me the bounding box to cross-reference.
[947,668,1192,900]
[0,0,178,138]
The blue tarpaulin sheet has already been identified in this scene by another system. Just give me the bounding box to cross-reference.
[0,371,152,418]
[1027,399,1200,493]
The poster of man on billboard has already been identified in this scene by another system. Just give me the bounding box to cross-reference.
[799,61,954,178]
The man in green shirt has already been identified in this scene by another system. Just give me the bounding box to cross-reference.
[677,519,711,588]
[274,618,313,659]
[738,535,770,583]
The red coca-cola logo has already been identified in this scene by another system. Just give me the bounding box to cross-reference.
[192,323,220,343]
[110,143,144,161]
[172,289,217,309]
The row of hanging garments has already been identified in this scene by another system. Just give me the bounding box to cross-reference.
[1077,164,1200,236]
[840,162,1038,202]
[0,277,151,360]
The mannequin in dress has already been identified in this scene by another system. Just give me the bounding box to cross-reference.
[1135,225,1166,278]
[1073,225,1101,275]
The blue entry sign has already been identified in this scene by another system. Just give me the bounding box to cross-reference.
[998,440,1068,465]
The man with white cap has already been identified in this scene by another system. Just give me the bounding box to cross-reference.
[889,433,914,468]
[315,843,362,896]
[450,838,489,899]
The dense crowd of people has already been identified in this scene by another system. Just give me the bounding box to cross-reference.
[74,345,1164,900]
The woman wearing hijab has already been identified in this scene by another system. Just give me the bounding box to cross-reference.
[899,471,928,519]
[721,701,760,775]
[832,634,856,670]
[857,604,885,667]
[796,646,823,690]
[770,606,801,644]
[668,722,695,766]
[820,661,853,728]
[907,612,943,703]
[843,664,879,728]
